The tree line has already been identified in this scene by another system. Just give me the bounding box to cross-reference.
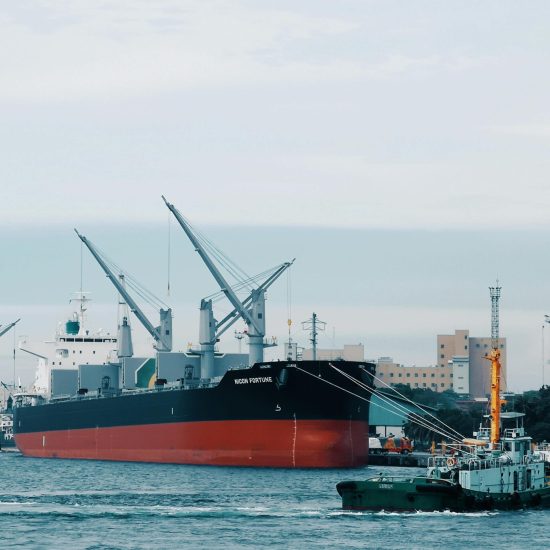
[393,384,550,449]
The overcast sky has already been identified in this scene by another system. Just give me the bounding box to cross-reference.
[1,1,550,392]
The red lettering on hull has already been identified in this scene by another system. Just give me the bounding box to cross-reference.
[15,419,369,468]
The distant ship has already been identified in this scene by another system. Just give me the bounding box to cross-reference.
[1,404,15,450]
[13,198,375,468]
[0,319,20,450]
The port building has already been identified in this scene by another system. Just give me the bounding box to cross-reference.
[376,330,506,398]
[301,330,506,399]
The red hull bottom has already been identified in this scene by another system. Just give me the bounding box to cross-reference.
[15,420,369,468]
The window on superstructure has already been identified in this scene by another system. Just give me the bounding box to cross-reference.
[440,354,444,359]
[414,373,418,377]
[440,344,444,349]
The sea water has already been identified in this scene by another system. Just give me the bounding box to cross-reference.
[0,452,547,549]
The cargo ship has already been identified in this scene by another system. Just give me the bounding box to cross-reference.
[14,360,373,467]
[13,197,375,468]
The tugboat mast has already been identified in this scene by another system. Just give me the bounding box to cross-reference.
[489,282,502,447]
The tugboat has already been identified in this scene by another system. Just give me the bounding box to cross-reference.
[337,284,550,511]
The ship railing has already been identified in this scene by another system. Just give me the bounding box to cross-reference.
[368,476,415,483]
[462,457,500,471]
[49,395,73,402]
[503,428,525,438]
[22,376,230,406]
[74,378,226,401]
[523,454,543,464]
[428,456,453,468]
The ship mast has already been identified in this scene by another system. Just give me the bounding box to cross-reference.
[489,282,502,446]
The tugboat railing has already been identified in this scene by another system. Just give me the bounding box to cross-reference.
[462,457,499,470]
[523,454,543,464]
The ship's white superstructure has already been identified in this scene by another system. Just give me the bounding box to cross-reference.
[0,413,13,441]
[19,293,117,396]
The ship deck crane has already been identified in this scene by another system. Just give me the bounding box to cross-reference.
[75,230,172,354]
[0,319,20,340]
[162,196,292,376]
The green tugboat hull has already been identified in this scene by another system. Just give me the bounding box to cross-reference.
[337,477,550,512]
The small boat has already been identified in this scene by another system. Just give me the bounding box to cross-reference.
[337,284,550,512]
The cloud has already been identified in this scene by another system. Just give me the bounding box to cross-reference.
[0,1,491,103]
[487,124,550,138]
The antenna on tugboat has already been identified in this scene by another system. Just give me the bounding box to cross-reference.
[488,280,502,448]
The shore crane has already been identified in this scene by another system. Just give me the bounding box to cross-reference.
[162,196,293,377]
[75,230,172,355]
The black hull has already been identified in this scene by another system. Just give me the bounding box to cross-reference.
[14,360,375,467]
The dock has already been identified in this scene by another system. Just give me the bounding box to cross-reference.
[367,452,431,467]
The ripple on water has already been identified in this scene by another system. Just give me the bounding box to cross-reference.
[0,454,547,549]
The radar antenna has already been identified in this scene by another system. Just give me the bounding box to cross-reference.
[302,313,326,361]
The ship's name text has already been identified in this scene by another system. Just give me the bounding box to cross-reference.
[234,377,272,385]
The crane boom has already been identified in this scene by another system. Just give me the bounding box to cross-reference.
[216,260,294,337]
[74,229,172,352]
[162,196,260,334]
[0,319,20,339]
